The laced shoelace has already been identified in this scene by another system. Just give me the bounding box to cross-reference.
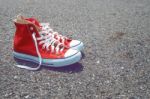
[16,31,64,70]
[40,23,68,44]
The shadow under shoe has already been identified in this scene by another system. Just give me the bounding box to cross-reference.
[14,57,83,73]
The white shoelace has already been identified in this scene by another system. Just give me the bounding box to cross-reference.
[16,32,64,70]
[38,30,64,54]
[40,23,68,44]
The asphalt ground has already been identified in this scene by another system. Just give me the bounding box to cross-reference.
[0,0,150,99]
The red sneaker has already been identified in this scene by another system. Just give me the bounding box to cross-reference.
[13,16,82,70]
[24,16,84,51]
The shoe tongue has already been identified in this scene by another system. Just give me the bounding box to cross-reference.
[25,18,41,27]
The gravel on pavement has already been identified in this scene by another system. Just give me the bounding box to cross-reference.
[0,0,150,99]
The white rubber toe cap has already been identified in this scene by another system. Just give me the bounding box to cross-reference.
[69,40,81,47]
[64,49,78,58]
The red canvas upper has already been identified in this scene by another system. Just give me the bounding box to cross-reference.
[13,22,68,59]
[25,17,41,27]
[24,17,72,48]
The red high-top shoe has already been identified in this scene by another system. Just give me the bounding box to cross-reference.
[23,16,84,51]
[13,16,82,70]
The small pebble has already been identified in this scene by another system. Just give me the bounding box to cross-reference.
[25,95,30,99]
[96,60,100,64]
[14,76,18,79]
[121,67,124,69]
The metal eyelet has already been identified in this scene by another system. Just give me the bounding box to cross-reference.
[30,27,34,30]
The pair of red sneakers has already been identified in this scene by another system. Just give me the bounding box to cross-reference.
[13,15,84,70]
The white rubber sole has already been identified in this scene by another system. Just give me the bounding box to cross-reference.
[13,51,82,67]
[71,42,84,51]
